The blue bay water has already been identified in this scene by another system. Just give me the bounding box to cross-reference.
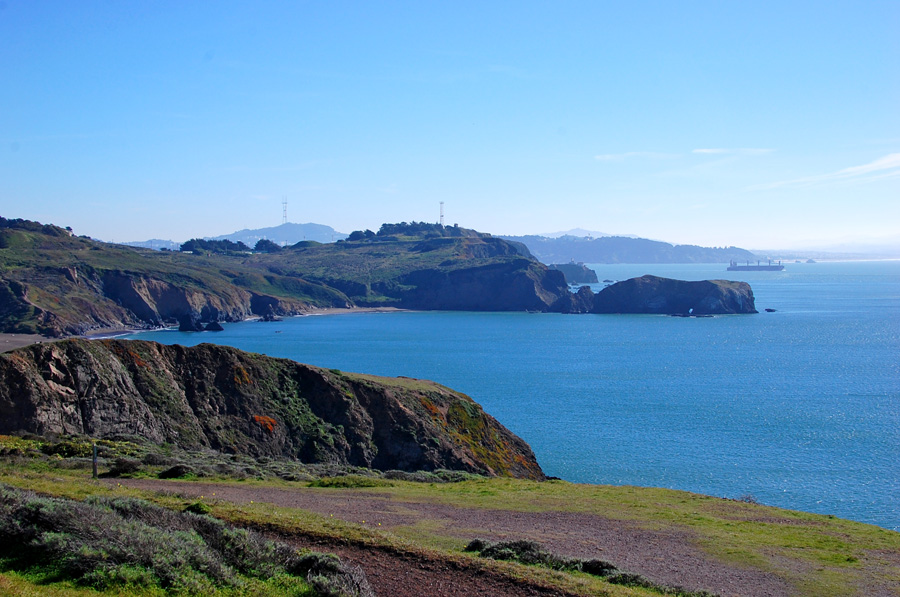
[125,261,900,530]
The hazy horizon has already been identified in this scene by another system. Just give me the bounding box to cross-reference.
[1,2,897,250]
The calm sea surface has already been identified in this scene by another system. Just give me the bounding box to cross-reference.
[125,261,900,530]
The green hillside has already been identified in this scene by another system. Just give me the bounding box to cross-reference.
[0,218,569,336]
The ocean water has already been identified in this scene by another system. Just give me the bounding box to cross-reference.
[125,261,900,530]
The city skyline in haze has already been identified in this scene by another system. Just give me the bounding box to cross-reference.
[1,1,897,251]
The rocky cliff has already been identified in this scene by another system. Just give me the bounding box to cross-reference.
[0,218,352,336]
[396,259,569,311]
[548,263,599,285]
[0,339,545,480]
[592,275,757,315]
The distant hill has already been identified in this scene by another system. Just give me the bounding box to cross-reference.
[538,228,639,239]
[210,222,347,246]
[122,239,181,251]
[502,234,757,264]
[122,223,347,250]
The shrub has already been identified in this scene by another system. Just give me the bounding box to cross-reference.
[0,484,374,595]
[309,476,393,489]
[142,452,176,466]
[159,464,195,479]
[184,501,212,516]
[102,457,141,477]
[465,537,715,596]
[40,439,92,458]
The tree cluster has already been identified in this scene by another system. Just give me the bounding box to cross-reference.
[179,238,251,254]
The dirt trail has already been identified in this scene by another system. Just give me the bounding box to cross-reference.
[115,478,798,597]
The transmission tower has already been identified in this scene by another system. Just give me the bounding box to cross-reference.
[439,201,444,226]
[282,197,287,224]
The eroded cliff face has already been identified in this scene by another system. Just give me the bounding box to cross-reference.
[591,275,757,315]
[0,339,545,480]
[396,259,570,312]
[1,264,326,337]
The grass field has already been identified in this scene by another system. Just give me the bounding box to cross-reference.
[1,441,897,597]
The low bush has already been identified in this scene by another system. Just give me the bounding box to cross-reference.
[102,457,142,477]
[464,538,716,596]
[309,476,394,489]
[0,484,374,596]
[183,500,212,515]
[159,463,196,479]
[383,469,484,483]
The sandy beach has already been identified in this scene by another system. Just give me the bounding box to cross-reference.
[0,333,53,353]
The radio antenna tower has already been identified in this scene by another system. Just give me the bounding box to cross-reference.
[439,201,445,226]
[282,197,288,224]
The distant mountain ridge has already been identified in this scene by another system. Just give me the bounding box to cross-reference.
[503,234,758,264]
[210,222,347,246]
[123,222,347,250]
[538,228,640,239]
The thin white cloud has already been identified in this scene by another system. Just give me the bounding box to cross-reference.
[751,153,900,190]
[693,148,774,155]
[594,151,678,161]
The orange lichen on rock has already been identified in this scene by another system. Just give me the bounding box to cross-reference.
[252,414,277,434]
[233,366,252,385]
[108,342,150,369]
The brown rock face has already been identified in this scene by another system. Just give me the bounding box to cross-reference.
[0,339,545,480]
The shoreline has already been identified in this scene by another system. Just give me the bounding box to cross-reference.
[301,306,407,316]
[0,307,410,352]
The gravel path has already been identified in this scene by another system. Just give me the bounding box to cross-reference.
[116,478,798,596]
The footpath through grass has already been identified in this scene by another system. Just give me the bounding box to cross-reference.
[1,451,899,597]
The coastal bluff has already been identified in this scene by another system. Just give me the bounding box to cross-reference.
[0,339,545,480]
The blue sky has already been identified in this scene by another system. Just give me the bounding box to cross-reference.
[1,1,897,249]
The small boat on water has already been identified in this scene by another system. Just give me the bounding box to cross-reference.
[727,259,784,272]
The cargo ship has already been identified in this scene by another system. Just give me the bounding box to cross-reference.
[727,260,784,271]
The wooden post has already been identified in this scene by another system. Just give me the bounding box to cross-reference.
[92,443,98,479]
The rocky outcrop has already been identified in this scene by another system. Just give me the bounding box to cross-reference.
[395,259,570,312]
[591,275,757,315]
[551,285,595,314]
[0,339,545,480]
[549,263,599,285]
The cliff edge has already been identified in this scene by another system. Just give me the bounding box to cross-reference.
[0,339,545,480]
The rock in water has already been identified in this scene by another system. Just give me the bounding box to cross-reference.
[0,339,545,480]
[592,275,757,315]
[178,314,205,332]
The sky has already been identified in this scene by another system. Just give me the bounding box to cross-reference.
[1,1,898,250]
